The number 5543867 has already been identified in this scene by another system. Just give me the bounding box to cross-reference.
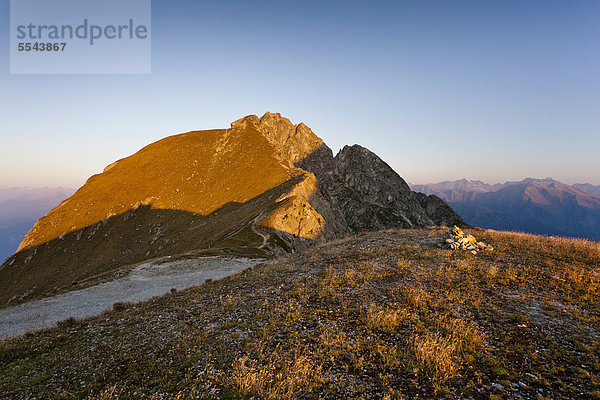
[17,43,66,51]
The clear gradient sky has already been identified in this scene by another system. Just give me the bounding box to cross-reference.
[1,0,599,188]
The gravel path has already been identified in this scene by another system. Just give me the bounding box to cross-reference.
[0,256,258,339]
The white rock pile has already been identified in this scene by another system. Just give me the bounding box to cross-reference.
[441,226,493,255]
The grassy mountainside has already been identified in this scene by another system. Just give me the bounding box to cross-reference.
[0,176,314,307]
[17,126,295,252]
[1,228,598,399]
[4,112,459,308]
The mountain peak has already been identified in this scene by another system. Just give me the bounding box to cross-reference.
[339,144,371,155]
[518,177,558,186]
[2,112,462,306]
[334,143,434,230]
[232,112,323,164]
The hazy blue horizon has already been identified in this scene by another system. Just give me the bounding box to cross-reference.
[1,172,599,191]
[1,0,599,187]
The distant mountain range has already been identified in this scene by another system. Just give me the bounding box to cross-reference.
[573,183,600,197]
[0,187,73,263]
[411,178,600,240]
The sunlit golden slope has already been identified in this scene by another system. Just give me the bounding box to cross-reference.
[0,113,340,306]
[17,113,323,252]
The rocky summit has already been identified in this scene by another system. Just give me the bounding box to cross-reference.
[0,112,464,306]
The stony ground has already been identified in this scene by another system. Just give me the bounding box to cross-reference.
[0,257,256,338]
[0,227,599,399]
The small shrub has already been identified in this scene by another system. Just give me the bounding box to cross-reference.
[56,316,78,328]
[112,301,131,312]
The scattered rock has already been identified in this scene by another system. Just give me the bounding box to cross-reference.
[440,226,493,255]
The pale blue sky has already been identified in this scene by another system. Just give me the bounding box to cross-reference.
[1,0,598,187]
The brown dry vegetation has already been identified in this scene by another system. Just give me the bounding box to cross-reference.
[1,227,599,399]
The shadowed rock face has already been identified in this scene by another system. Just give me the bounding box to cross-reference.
[2,112,460,306]
[233,113,351,244]
[413,192,469,228]
[331,145,433,232]
[296,144,435,233]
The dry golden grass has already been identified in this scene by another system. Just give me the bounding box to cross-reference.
[363,303,404,333]
[1,227,599,399]
[229,348,324,399]
[485,229,600,263]
[88,385,122,400]
[409,332,459,383]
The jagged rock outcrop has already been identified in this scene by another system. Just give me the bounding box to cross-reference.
[234,112,324,166]
[230,113,353,246]
[331,145,433,231]
[1,112,462,306]
[413,192,469,228]
[296,143,435,233]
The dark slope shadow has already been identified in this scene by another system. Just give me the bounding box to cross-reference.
[0,175,317,307]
